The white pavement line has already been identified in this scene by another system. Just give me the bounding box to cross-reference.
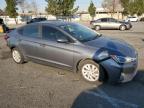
[85,90,139,108]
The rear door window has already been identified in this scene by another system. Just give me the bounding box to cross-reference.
[108,18,117,22]
[96,19,101,22]
[18,24,40,38]
[101,18,108,22]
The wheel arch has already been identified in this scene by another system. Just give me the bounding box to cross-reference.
[11,46,28,62]
[76,58,109,82]
[95,25,101,29]
[119,24,126,30]
[10,46,16,51]
[76,58,93,73]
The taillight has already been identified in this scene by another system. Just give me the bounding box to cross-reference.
[4,34,9,40]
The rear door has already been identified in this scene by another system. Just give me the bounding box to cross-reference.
[18,24,41,58]
[108,18,121,29]
[100,18,109,29]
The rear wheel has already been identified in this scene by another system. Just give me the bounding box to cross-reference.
[12,48,24,64]
[78,60,104,83]
[95,25,101,31]
[120,25,126,31]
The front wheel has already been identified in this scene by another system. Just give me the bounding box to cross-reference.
[78,60,101,83]
[120,25,126,31]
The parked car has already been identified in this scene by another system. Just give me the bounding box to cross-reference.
[90,18,132,31]
[27,17,47,24]
[125,16,139,22]
[140,17,144,22]
[0,18,9,33]
[5,21,138,83]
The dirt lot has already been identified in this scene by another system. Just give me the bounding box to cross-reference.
[0,22,144,108]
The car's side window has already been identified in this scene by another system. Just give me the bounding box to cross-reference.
[42,26,68,42]
[96,19,101,22]
[101,18,107,22]
[18,24,40,38]
[109,18,117,22]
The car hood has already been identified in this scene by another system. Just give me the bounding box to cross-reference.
[83,36,136,57]
[119,21,130,25]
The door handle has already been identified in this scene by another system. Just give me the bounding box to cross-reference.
[40,43,46,47]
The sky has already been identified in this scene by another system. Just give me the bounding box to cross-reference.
[0,0,103,12]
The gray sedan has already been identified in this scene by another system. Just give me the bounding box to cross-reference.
[90,18,132,31]
[5,21,137,84]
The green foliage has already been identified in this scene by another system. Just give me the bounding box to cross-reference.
[88,1,96,19]
[121,0,144,16]
[5,0,18,18]
[45,0,78,16]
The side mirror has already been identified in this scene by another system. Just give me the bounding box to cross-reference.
[57,38,69,43]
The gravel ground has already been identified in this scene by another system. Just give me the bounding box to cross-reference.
[0,22,144,108]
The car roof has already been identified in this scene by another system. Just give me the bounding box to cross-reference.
[38,20,74,27]
[97,17,116,20]
[128,16,136,18]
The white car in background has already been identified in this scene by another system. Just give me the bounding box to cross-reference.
[125,16,139,22]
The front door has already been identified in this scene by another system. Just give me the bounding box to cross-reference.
[36,25,74,69]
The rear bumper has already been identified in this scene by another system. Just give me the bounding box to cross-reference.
[100,58,138,83]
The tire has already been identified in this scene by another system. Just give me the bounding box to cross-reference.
[95,25,101,31]
[78,60,105,83]
[120,25,126,31]
[12,48,25,64]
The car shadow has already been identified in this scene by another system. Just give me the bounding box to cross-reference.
[71,70,144,108]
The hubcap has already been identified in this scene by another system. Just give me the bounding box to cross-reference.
[82,64,99,82]
[12,50,21,63]
[121,26,125,30]
[96,26,100,30]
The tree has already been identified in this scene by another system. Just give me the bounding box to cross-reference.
[31,0,38,16]
[0,9,4,16]
[16,0,30,14]
[88,1,96,20]
[45,0,78,17]
[45,0,61,16]
[102,0,115,17]
[5,0,18,24]
[120,0,144,16]
[120,0,129,15]
[71,6,79,15]
[102,0,121,17]
[132,0,144,16]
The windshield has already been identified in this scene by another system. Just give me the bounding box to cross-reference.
[59,23,100,42]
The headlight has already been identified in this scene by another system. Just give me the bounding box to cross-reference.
[111,55,136,64]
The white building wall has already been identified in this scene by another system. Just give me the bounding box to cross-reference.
[80,13,123,21]
[0,16,25,25]
[0,14,57,25]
